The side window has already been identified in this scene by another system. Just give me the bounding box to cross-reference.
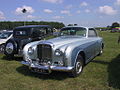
[40,28,47,35]
[88,28,97,37]
[32,27,46,38]
[46,28,53,35]
[37,27,47,36]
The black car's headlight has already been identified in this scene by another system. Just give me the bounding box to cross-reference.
[28,47,34,55]
[55,49,63,56]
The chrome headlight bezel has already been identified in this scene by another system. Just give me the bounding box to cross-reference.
[28,47,34,55]
[55,49,63,56]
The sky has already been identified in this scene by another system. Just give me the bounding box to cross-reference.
[0,0,120,27]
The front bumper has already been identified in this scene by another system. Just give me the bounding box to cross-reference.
[21,61,73,73]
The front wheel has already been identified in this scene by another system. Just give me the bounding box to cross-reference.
[69,55,84,77]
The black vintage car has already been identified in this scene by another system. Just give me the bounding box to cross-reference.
[4,25,53,58]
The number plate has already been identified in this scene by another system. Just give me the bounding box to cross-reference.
[32,68,50,74]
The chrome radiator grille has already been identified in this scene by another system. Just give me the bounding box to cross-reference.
[37,44,52,63]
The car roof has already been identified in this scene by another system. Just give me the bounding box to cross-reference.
[61,26,87,29]
[62,26,94,30]
[15,25,52,29]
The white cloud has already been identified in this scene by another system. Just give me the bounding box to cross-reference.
[53,16,64,19]
[115,0,120,5]
[99,16,103,19]
[61,10,70,15]
[41,0,63,4]
[27,15,35,19]
[80,2,88,7]
[15,5,34,15]
[85,9,90,13]
[61,10,72,16]
[0,11,5,19]
[76,10,81,14]
[65,5,73,9]
[44,9,53,13]
[26,15,41,20]
[99,5,117,15]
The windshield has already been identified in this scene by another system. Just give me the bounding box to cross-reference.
[0,32,12,39]
[60,27,87,37]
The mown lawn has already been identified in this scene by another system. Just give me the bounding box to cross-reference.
[0,31,120,90]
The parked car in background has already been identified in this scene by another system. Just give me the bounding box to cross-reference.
[111,27,120,32]
[0,30,13,52]
[4,25,53,58]
[21,26,104,77]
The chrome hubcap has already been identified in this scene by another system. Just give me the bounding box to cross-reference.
[76,62,82,74]
[6,43,14,54]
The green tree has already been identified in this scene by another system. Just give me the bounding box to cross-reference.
[0,21,65,30]
[111,22,120,28]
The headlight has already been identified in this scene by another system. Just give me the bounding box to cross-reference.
[28,47,34,55]
[55,49,63,56]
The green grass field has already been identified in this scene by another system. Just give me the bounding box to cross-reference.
[0,31,120,90]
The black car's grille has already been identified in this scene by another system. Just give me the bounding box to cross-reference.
[37,44,52,63]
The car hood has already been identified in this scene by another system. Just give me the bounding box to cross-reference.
[40,36,87,48]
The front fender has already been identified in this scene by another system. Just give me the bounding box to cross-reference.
[65,45,84,67]
[71,47,84,67]
[23,41,41,60]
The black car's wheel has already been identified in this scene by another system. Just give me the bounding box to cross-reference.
[4,40,17,58]
[69,55,84,77]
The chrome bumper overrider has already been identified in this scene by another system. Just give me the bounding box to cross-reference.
[21,61,73,72]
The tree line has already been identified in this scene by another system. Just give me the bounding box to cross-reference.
[95,22,120,31]
[0,21,65,30]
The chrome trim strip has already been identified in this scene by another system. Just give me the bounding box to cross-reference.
[51,66,73,71]
[21,61,73,71]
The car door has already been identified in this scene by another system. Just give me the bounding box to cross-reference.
[87,28,99,60]
[84,39,96,62]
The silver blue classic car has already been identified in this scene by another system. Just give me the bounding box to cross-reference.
[21,26,104,77]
